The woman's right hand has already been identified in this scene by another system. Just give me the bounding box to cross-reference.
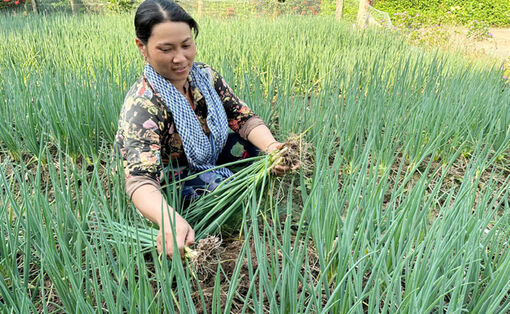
[156,212,195,260]
[130,184,195,260]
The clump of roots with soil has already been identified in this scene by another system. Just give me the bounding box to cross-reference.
[272,132,314,174]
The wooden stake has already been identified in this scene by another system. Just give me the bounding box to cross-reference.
[31,0,38,14]
[357,0,370,28]
[335,0,343,21]
[70,0,76,14]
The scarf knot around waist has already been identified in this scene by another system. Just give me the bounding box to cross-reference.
[144,63,233,179]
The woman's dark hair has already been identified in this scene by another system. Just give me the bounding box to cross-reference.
[135,0,199,44]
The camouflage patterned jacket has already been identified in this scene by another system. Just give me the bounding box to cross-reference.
[114,62,266,198]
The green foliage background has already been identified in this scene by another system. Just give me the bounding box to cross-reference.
[5,0,510,26]
[0,0,25,10]
[373,0,510,26]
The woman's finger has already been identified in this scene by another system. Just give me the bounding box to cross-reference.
[275,165,290,175]
[176,235,186,257]
[165,236,176,258]
[271,167,282,176]
[185,228,195,247]
[156,233,162,254]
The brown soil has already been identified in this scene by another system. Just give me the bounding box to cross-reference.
[188,236,252,313]
[187,232,321,313]
[337,149,509,225]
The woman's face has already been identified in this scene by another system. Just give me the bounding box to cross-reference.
[136,21,196,88]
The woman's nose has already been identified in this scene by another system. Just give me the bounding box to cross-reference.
[173,49,186,63]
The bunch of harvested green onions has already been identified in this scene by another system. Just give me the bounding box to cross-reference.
[96,129,312,259]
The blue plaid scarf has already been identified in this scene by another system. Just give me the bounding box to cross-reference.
[144,63,233,179]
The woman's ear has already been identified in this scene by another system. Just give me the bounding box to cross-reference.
[135,38,147,60]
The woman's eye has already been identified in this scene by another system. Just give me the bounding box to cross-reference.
[182,45,191,49]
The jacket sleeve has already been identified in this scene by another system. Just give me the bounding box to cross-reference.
[116,93,165,198]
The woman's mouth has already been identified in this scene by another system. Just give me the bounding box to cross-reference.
[173,66,187,73]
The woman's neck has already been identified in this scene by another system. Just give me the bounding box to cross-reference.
[174,80,189,96]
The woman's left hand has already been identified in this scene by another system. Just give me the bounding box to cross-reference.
[247,126,300,176]
[267,142,300,176]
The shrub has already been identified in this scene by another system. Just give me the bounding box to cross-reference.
[503,59,510,83]
[373,0,510,26]
[466,20,493,40]
[106,0,133,13]
[0,0,25,11]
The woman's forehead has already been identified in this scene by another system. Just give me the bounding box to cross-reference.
[150,21,192,45]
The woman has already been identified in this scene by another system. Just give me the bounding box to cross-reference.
[115,0,295,259]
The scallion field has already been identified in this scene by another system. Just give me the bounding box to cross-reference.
[1,13,509,313]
